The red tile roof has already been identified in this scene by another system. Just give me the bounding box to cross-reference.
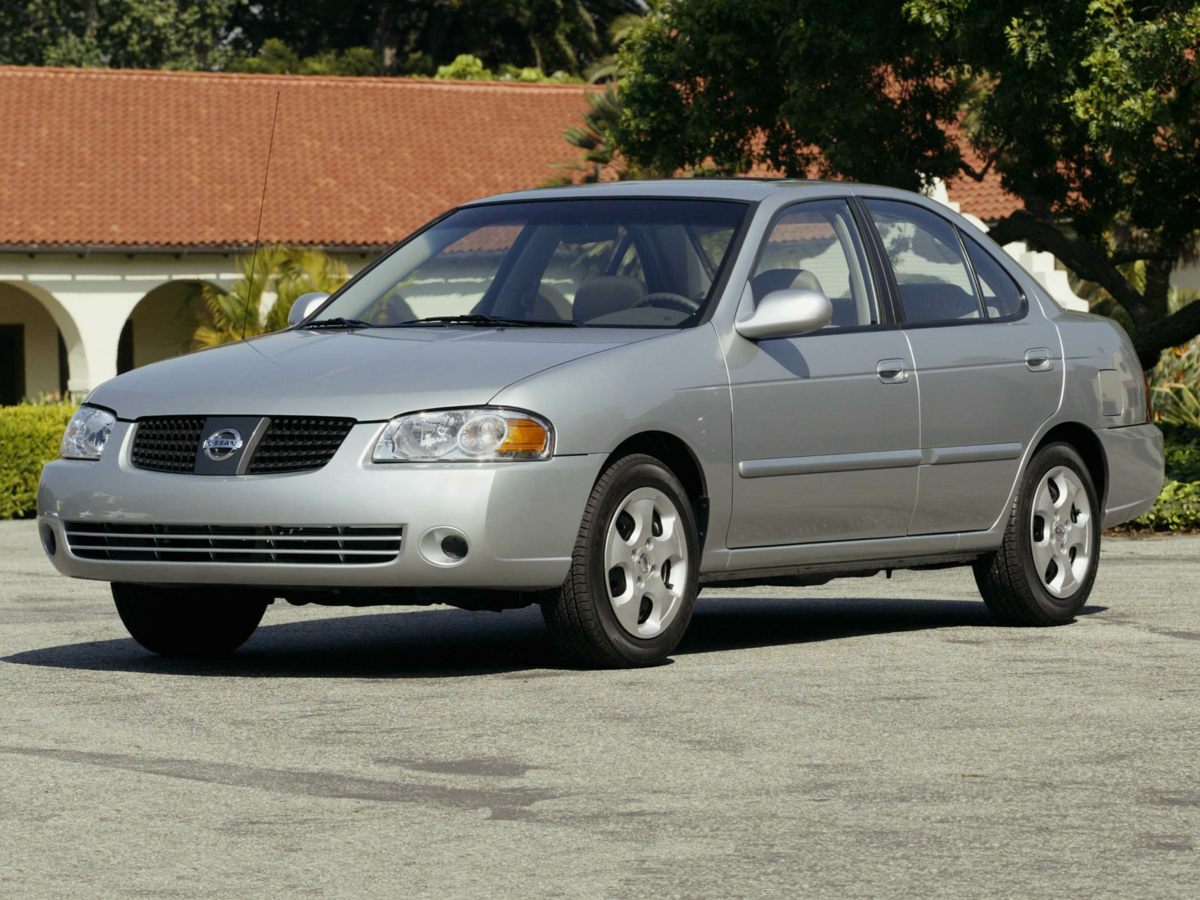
[0,66,1020,252]
[942,139,1022,221]
[0,66,593,251]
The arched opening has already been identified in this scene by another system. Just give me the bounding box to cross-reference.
[0,282,80,403]
[119,281,209,374]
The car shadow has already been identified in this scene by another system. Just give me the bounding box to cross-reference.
[1,596,1107,679]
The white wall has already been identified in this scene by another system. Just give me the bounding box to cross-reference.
[0,251,373,397]
[0,283,62,400]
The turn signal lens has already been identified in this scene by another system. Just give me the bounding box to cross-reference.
[499,418,551,455]
[373,408,552,462]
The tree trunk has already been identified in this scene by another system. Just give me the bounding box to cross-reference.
[1143,258,1173,321]
[1133,301,1200,369]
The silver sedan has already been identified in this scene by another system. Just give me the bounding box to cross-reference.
[38,180,1165,667]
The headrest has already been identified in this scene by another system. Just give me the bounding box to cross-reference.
[751,268,825,300]
[788,269,825,296]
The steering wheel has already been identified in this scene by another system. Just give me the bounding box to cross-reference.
[632,292,702,315]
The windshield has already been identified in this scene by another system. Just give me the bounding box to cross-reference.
[314,198,748,328]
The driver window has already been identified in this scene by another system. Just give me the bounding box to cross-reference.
[753,200,878,328]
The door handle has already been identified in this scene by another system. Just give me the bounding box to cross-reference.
[1025,348,1053,372]
[876,359,909,384]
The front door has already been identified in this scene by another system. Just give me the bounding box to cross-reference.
[861,198,1063,534]
[726,199,920,548]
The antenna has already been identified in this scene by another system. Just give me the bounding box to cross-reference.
[240,90,282,341]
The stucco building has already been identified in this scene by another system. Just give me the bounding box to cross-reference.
[0,65,1098,404]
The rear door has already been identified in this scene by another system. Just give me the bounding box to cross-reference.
[726,198,920,547]
[860,198,1062,534]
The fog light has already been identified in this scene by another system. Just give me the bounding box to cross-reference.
[417,526,470,567]
[440,534,468,560]
[39,523,57,557]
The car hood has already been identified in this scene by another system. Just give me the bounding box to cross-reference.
[89,327,653,421]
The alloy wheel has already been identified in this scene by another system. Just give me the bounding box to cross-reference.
[603,486,689,638]
[1030,465,1093,598]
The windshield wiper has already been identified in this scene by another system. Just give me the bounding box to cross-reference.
[388,314,578,328]
[298,317,374,330]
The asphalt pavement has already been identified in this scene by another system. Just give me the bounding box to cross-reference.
[1,520,1197,898]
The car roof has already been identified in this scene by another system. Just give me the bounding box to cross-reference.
[463,178,868,206]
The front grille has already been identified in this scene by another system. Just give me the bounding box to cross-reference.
[246,417,356,474]
[129,416,355,475]
[130,417,205,473]
[64,522,404,565]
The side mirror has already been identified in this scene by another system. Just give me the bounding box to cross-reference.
[735,289,832,340]
[287,291,330,327]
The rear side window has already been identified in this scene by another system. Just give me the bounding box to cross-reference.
[963,234,1025,319]
[865,199,983,324]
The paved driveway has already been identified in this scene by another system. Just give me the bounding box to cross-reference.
[1,521,1196,898]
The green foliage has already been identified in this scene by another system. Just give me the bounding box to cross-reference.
[1129,480,1200,532]
[0,404,75,520]
[194,246,349,348]
[227,1,642,78]
[549,19,660,186]
[434,54,579,83]
[1150,340,1200,430]
[0,1,643,79]
[618,0,965,187]
[0,0,241,69]
[227,39,378,76]
[615,0,1200,368]
[1125,427,1200,531]
[436,53,491,81]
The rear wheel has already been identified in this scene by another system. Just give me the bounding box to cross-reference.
[112,583,268,656]
[973,443,1100,625]
[542,454,699,668]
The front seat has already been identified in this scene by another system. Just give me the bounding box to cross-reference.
[573,276,647,323]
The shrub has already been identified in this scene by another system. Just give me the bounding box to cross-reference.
[1150,340,1200,430]
[1129,480,1200,531]
[1123,427,1200,531]
[1161,427,1200,483]
[0,404,74,519]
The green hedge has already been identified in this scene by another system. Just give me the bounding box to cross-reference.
[1126,427,1200,532]
[0,404,75,519]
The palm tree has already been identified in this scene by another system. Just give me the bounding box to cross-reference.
[193,246,349,348]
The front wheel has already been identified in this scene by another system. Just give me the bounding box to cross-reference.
[112,583,269,656]
[542,454,699,668]
[973,442,1100,625]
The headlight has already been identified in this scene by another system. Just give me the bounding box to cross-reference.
[373,408,552,462]
[60,405,116,460]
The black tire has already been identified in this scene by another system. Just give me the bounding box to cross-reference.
[112,583,269,656]
[542,454,700,668]
[973,442,1101,625]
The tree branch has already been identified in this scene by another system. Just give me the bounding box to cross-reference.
[956,154,995,183]
[987,210,1153,325]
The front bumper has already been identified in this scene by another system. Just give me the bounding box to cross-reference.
[1097,422,1165,528]
[38,421,603,590]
